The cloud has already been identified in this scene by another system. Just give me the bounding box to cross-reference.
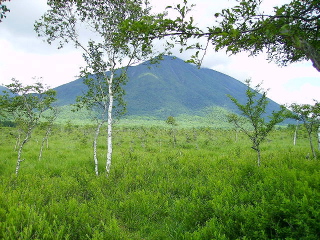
[281,84,320,105]
[0,0,75,55]
[0,0,86,87]
[2,0,47,38]
[0,39,85,87]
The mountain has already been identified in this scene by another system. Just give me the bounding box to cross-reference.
[53,56,282,119]
[0,86,16,98]
[0,86,9,94]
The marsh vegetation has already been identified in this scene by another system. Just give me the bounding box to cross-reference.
[0,123,319,239]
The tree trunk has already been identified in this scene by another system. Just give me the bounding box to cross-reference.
[15,131,21,151]
[293,124,298,146]
[257,148,261,167]
[317,126,320,151]
[252,144,261,166]
[307,130,316,159]
[93,121,104,176]
[39,126,52,161]
[106,72,114,175]
[38,138,45,161]
[299,39,320,72]
[292,37,320,72]
[16,128,32,175]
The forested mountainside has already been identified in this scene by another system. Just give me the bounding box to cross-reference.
[53,56,282,118]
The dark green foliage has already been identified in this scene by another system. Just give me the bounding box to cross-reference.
[0,120,15,127]
[165,116,177,126]
[120,0,320,71]
[0,125,319,239]
[210,0,320,71]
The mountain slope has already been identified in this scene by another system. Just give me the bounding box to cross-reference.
[53,56,282,119]
[0,86,9,94]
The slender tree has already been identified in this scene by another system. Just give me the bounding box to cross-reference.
[289,101,320,159]
[166,116,178,147]
[293,121,299,146]
[0,78,56,175]
[38,107,58,161]
[227,79,286,166]
[35,0,155,175]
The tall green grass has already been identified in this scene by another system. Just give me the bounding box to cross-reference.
[0,125,319,239]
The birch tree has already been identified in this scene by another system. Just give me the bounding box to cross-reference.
[0,78,56,175]
[35,0,154,175]
[73,72,126,175]
[227,79,286,166]
[289,101,320,159]
[38,107,58,161]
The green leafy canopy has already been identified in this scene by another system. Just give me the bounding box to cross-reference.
[121,0,320,70]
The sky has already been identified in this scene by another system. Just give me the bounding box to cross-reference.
[0,0,319,106]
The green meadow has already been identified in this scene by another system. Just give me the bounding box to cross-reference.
[0,123,319,239]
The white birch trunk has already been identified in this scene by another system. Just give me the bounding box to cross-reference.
[106,72,114,174]
[39,109,57,161]
[38,138,45,161]
[16,128,32,175]
[39,127,51,161]
[93,121,104,176]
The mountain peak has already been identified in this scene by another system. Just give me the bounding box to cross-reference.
[53,56,282,118]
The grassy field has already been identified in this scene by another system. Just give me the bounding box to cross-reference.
[0,123,319,239]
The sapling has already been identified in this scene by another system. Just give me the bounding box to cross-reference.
[38,107,58,161]
[293,121,299,146]
[166,116,178,147]
[227,79,286,166]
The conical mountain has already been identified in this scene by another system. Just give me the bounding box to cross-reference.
[53,56,282,119]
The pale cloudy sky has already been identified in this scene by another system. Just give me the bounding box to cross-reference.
[0,0,319,105]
